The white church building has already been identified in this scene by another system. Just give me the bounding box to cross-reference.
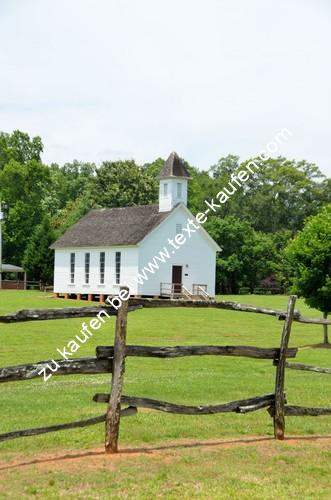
[51,152,220,300]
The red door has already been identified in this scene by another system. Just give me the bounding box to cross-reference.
[172,266,182,294]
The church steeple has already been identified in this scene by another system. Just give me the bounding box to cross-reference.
[158,152,190,212]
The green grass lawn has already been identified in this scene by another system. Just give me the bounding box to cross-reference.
[0,290,330,499]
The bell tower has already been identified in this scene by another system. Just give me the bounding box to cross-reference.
[159,152,190,212]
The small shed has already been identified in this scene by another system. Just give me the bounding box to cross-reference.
[0,264,27,289]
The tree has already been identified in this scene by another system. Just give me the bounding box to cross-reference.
[285,205,331,343]
[229,157,326,233]
[52,193,96,236]
[0,129,330,299]
[0,159,50,263]
[209,154,240,178]
[205,216,277,293]
[23,217,56,283]
[0,130,43,170]
[93,160,158,207]
[45,160,96,215]
[143,157,165,178]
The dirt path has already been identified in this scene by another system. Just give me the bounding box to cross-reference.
[0,434,330,475]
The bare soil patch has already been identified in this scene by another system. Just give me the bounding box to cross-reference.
[0,434,330,476]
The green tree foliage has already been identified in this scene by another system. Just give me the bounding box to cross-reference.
[0,129,330,288]
[0,130,43,170]
[285,205,331,342]
[52,193,96,236]
[0,159,50,263]
[143,157,165,178]
[22,217,55,284]
[209,154,240,178]
[46,160,96,214]
[236,157,326,232]
[205,216,277,293]
[205,155,327,232]
[93,160,158,207]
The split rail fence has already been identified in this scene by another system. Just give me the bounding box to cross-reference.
[0,293,330,453]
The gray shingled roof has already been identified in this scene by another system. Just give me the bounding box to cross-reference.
[159,152,190,179]
[51,204,172,249]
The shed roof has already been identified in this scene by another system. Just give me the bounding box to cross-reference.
[51,204,173,249]
[1,264,25,273]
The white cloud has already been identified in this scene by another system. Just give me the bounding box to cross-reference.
[0,0,330,175]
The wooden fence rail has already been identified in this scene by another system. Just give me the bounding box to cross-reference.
[96,345,298,360]
[268,406,331,417]
[0,407,138,443]
[0,357,113,383]
[129,297,302,317]
[94,393,277,415]
[284,406,331,416]
[129,298,331,326]
[1,298,329,325]
[0,305,141,323]
[285,362,331,374]
[0,293,330,451]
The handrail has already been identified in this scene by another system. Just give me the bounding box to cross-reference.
[182,285,193,298]
[197,285,210,298]
[161,282,210,300]
[160,282,173,294]
[160,283,187,297]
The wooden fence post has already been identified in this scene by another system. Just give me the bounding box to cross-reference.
[274,295,297,440]
[323,312,329,344]
[105,287,129,453]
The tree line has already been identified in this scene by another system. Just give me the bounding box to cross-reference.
[0,130,330,296]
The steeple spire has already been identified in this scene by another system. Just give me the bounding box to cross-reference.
[159,152,190,179]
[159,152,189,212]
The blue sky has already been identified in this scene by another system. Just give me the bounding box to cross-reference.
[0,0,330,176]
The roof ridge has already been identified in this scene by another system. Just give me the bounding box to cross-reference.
[92,203,159,212]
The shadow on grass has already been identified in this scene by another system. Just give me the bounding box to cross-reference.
[1,434,330,471]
